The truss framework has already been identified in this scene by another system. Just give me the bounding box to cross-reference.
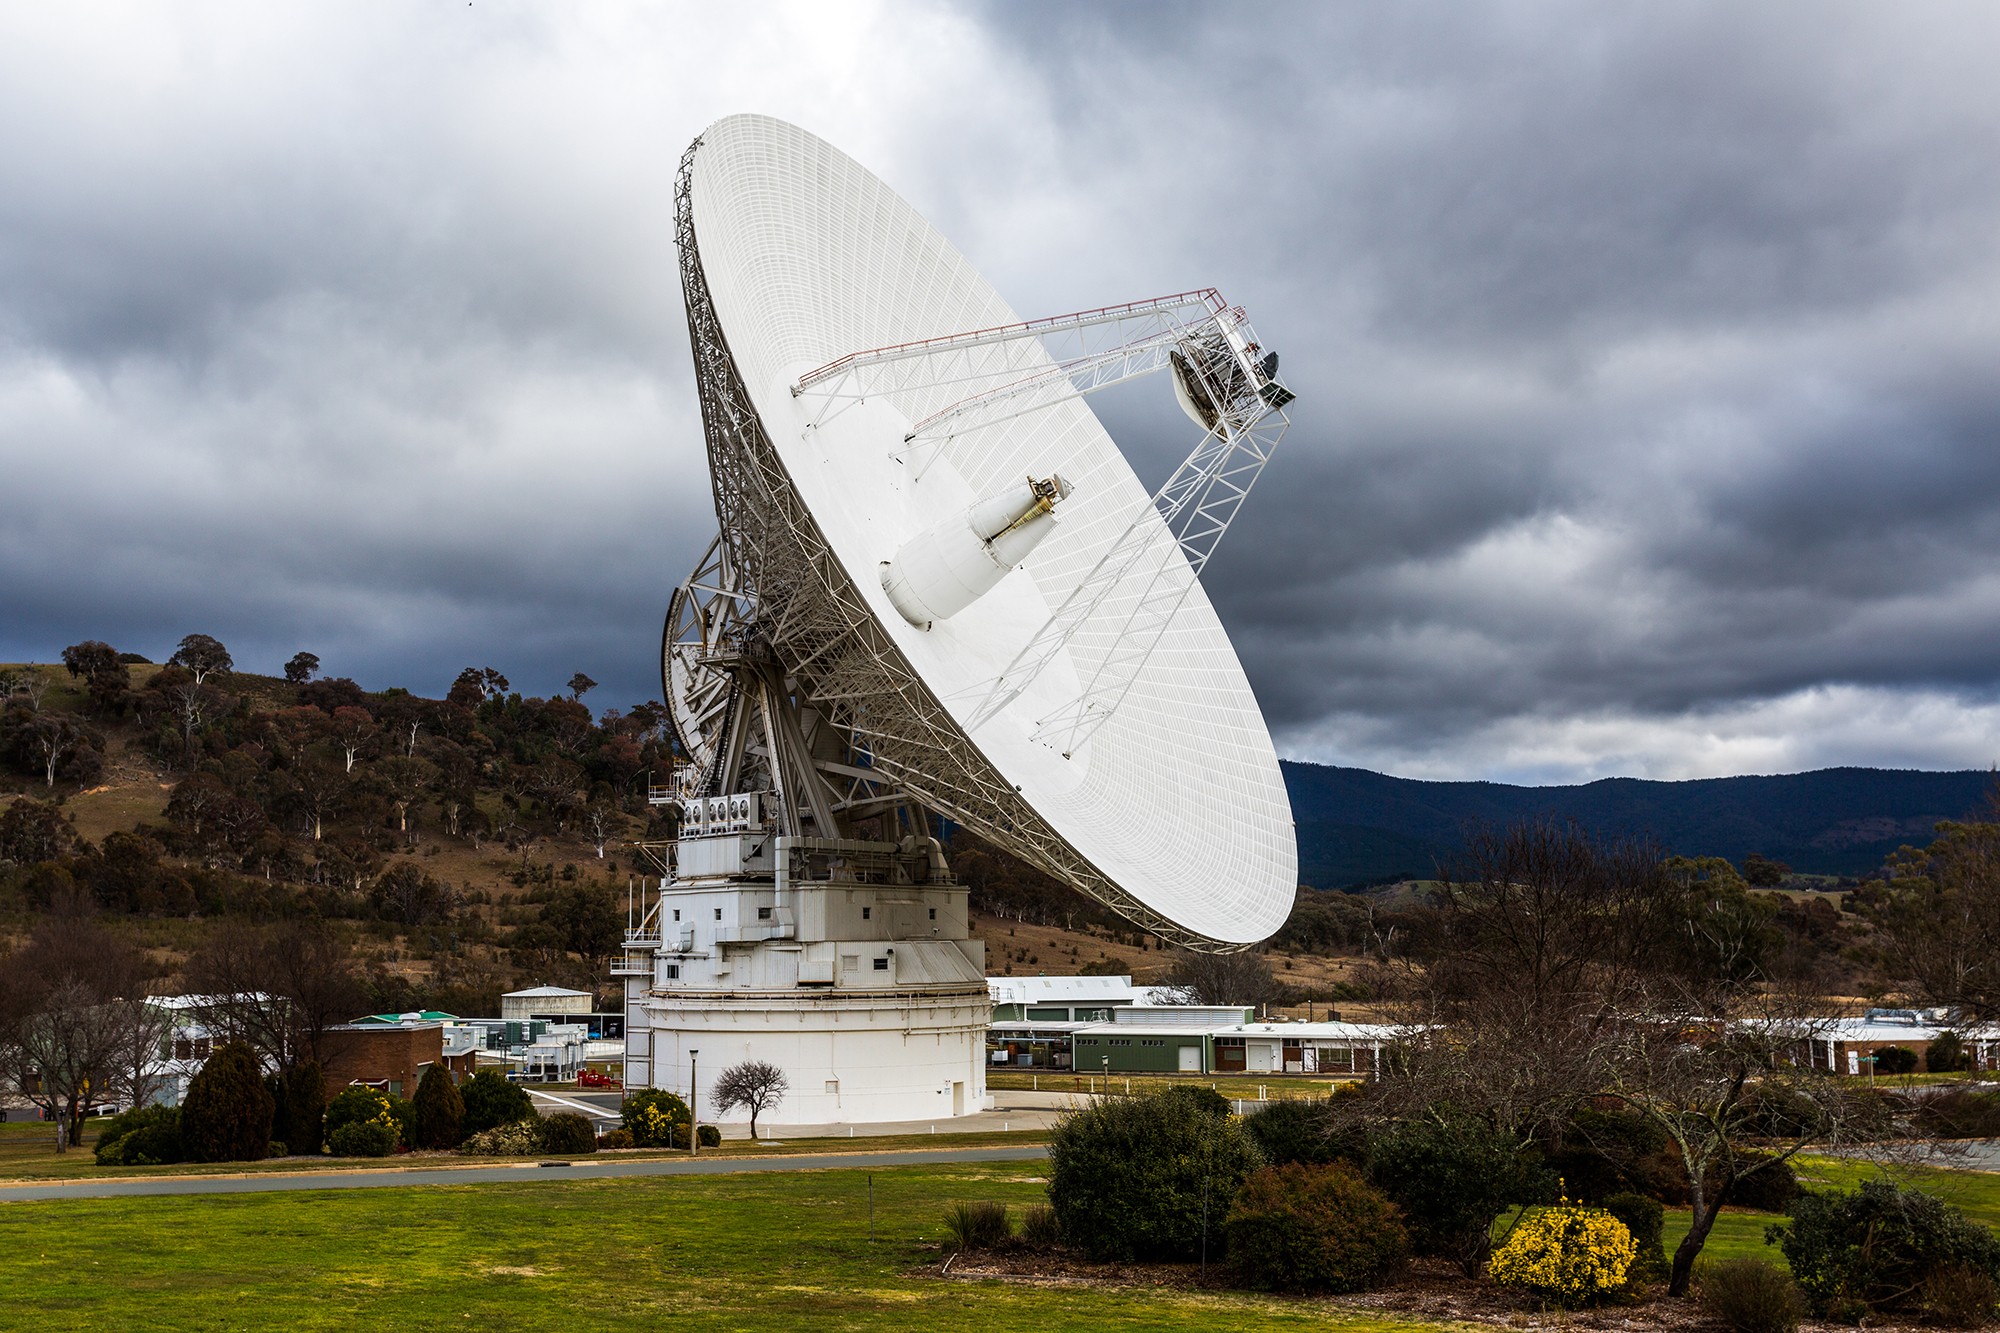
[673,137,1245,952]
[789,279,1294,756]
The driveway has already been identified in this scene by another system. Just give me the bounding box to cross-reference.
[0,1144,1050,1203]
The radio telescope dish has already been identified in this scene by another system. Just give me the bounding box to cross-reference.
[668,113,1296,950]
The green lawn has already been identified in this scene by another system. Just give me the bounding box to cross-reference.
[9,1145,2000,1329]
[0,1162,1435,1333]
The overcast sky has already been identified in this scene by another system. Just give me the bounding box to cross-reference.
[5,2,2000,785]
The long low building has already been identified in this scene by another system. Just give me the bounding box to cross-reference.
[984,975,1409,1078]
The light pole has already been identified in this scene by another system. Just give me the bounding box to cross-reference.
[690,1048,700,1156]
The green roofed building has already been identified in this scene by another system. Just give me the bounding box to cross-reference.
[352,1010,460,1026]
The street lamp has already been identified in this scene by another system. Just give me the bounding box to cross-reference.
[690,1048,700,1156]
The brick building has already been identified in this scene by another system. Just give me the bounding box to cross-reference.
[321,1022,477,1099]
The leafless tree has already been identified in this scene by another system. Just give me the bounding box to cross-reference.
[0,915,164,1150]
[1598,983,1866,1295]
[1156,950,1285,1010]
[1355,821,1680,1136]
[711,1060,788,1139]
[1356,823,1899,1297]
[182,920,367,1069]
[586,803,616,860]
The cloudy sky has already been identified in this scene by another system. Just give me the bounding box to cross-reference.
[5,2,2000,785]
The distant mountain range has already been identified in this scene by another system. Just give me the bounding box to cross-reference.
[1281,762,1996,889]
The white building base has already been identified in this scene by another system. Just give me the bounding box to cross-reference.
[618,826,992,1126]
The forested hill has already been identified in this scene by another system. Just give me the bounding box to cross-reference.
[1283,761,1995,889]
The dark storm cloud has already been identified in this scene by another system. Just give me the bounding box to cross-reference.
[966,1,2000,778]
[5,2,2000,780]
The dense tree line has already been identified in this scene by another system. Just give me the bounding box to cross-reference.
[0,636,667,1009]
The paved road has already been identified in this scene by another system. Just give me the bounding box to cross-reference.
[0,1144,1049,1203]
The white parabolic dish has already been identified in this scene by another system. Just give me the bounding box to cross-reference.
[684,114,1294,947]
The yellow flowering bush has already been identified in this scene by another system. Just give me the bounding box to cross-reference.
[1487,1203,1637,1306]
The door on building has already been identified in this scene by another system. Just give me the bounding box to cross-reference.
[952,1081,965,1116]
[1846,1050,1860,1075]
[1178,1045,1202,1073]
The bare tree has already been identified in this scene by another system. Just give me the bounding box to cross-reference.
[1367,822,1684,1123]
[182,920,366,1069]
[0,915,163,1150]
[1599,985,1863,1295]
[2,665,54,712]
[711,1060,788,1139]
[586,803,616,859]
[1156,950,1284,1010]
[166,675,218,755]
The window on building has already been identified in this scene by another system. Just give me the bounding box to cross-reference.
[841,955,858,972]
[672,909,681,922]
[873,957,889,971]
[665,964,680,980]
[1108,1038,1132,1047]
[928,907,936,919]
[757,906,772,920]
[861,906,871,920]
[714,908,722,921]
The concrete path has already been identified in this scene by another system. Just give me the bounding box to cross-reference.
[0,1144,1050,1203]
[537,1087,1066,1140]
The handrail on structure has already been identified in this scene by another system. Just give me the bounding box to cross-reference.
[792,287,1226,391]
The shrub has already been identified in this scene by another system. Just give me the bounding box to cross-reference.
[1047,1086,1262,1262]
[697,1124,720,1148]
[1930,1031,1974,1074]
[324,1087,404,1151]
[536,1112,597,1155]
[1728,1154,1800,1213]
[1546,1106,1670,1202]
[1165,1084,1232,1119]
[283,1061,325,1156]
[1772,1180,2000,1320]
[621,1089,692,1148]
[598,1128,634,1150]
[267,1140,288,1158]
[1486,1204,1636,1307]
[1874,1045,1920,1076]
[1367,1115,1545,1275]
[1699,1257,1804,1333]
[1921,1087,2000,1140]
[1018,1203,1061,1247]
[1226,1162,1410,1293]
[461,1121,541,1156]
[460,1070,534,1135]
[1603,1192,1669,1285]
[93,1105,184,1166]
[943,1201,1011,1251]
[180,1041,275,1163]
[327,1119,396,1158]
[1925,1265,2000,1328]
[1245,1099,1356,1167]
[411,1064,466,1150]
